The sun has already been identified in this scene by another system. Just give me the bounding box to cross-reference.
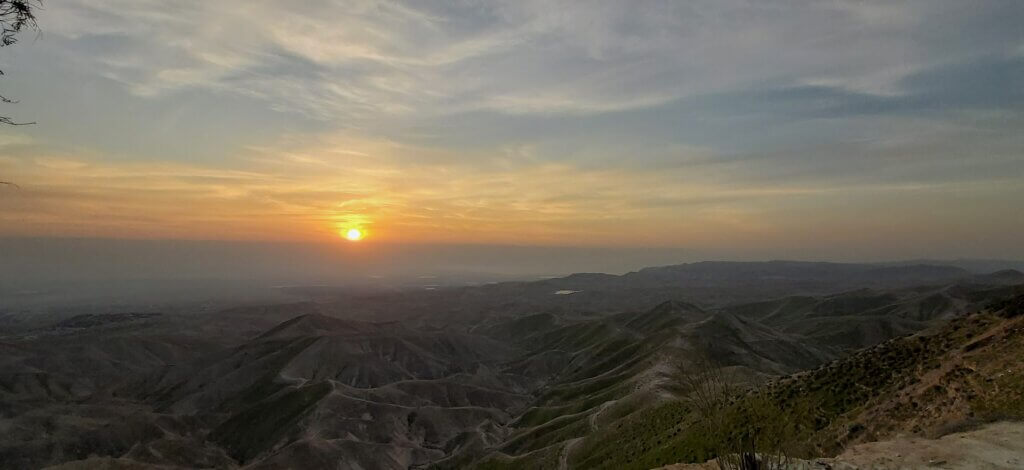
[344,228,364,241]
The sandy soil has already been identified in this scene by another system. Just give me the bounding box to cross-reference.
[657,421,1024,470]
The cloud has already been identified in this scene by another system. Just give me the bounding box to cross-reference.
[38,0,1024,122]
[2,0,1023,258]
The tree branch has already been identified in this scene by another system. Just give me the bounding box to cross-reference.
[0,0,41,125]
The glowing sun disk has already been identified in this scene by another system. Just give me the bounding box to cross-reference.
[345,228,363,241]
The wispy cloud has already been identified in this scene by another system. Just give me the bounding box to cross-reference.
[40,1,1022,120]
[1,0,1022,257]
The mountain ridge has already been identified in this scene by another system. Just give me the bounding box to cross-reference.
[1,261,1021,469]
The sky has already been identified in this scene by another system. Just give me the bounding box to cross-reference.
[1,0,1023,263]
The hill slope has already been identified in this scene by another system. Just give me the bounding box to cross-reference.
[563,291,1024,470]
[0,263,1018,470]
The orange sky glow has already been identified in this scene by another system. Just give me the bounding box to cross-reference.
[0,1,1022,260]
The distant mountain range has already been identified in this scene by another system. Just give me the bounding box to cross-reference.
[0,260,1022,469]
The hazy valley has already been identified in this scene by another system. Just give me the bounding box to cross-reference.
[2,261,1023,469]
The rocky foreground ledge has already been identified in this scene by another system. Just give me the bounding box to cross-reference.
[656,421,1024,470]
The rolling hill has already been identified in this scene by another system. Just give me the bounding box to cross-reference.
[0,261,1020,469]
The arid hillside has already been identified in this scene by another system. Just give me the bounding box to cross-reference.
[0,262,1020,469]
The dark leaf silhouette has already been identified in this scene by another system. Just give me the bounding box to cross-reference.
[0,0,40,126]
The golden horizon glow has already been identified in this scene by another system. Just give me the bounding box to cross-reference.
[345,228,364,241]
[0,1,1021,261]
[2,143,1022,253]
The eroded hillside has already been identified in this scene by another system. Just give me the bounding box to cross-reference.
[0,262,1020,469]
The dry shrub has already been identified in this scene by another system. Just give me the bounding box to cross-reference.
[679,354,812,470]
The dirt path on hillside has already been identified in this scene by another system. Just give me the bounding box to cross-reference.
[558,437,583,470]
[558,399,617,470]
